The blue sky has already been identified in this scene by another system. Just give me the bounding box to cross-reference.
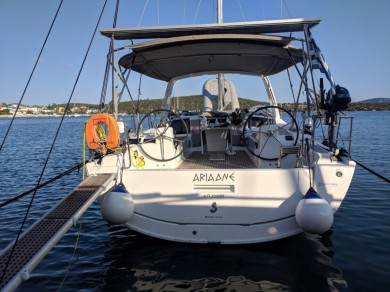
[0,0,389,106]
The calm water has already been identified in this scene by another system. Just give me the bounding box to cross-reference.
[0,112,389,291]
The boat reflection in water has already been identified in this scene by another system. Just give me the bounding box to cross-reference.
[98,227,347,291]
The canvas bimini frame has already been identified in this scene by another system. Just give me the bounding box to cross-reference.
[100,17,352,157]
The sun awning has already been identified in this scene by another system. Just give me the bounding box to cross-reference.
[118,34,305,81]
[100,18,321,40]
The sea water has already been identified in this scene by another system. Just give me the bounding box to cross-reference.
[0,112,389,291]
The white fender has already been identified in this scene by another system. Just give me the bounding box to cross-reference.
[295,187,334,234]
[101,183,134,225]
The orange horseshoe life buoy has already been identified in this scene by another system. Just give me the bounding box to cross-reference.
[85,113,120,150]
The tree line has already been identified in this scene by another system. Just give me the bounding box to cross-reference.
[49,95,390,115]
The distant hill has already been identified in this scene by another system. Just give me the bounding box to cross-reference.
[358,98,390,103]
[47,95,390,113]
[117,95,264,114]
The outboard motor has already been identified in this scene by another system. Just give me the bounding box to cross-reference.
[319,78,352,150]
[320,78,351,114]
[325,85,351,113]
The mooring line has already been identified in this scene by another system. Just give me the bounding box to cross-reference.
[0,162,83,209]
[354,159,390,184]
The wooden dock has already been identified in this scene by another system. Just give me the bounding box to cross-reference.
[0,174,116,291]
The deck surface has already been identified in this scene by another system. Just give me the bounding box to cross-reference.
[0,174,115,291]
[179,150,256,169]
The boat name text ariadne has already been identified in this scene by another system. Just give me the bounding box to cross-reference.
[193,172,235,182]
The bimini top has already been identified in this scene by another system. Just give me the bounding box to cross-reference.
[118,34,305,81]
[100,18,320,40]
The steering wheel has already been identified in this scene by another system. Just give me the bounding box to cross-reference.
[242,105,298,160]
[136,109,189,162]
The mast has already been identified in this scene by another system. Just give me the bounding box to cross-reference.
[217,0,225,111]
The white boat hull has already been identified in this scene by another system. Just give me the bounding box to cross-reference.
[87,152,355,244]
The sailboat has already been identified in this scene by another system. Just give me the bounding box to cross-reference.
[85,1,355,244]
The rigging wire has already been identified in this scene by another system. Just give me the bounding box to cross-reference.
[0,0,64,154]
[286,68,296,104]
[237,0,246,21]
[116,69,130,104]
[193,0,202,24]
[136,74,143,114]
[281,0,292,18]
[0,0,108,284]
[112,0,120,28]
[99,0,120,112]
[183,0,187,24]
[138,0,149,27]
[260,0,266,20]
[101,52,138,114]
[99,59,110,111]
[157,0,160,25]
